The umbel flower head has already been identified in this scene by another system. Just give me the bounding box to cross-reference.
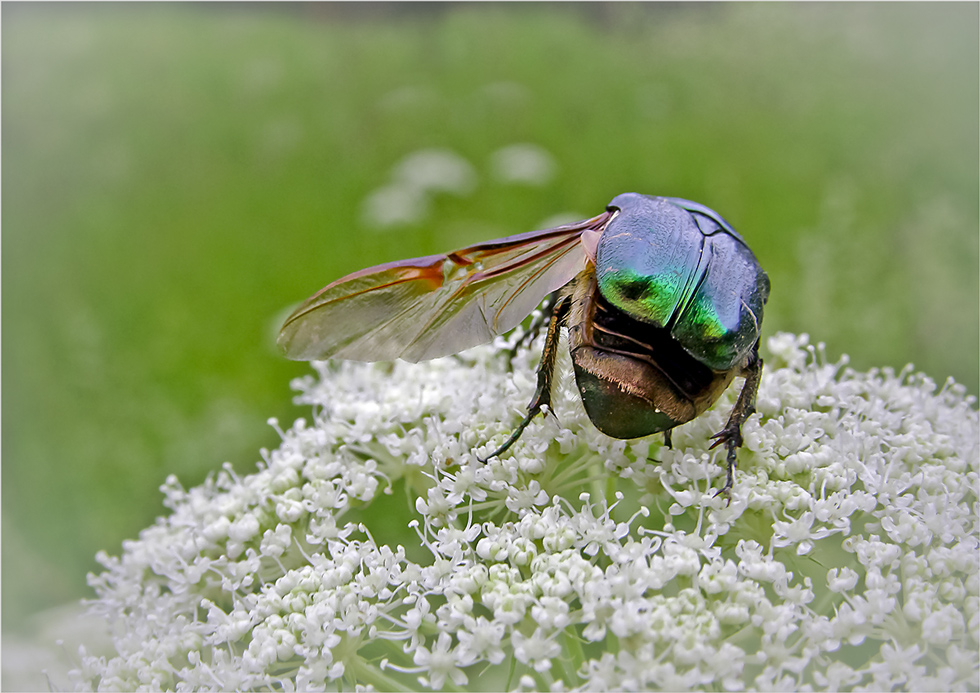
[71,331,978,691]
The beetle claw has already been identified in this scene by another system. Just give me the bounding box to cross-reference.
[709,426,743,450]
[707,345,763,500]
[711,443,738,506]
[709,427,740,506]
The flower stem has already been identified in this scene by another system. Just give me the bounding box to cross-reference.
[349,656,415,692]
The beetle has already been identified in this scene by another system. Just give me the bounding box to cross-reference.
[278,193,770,496]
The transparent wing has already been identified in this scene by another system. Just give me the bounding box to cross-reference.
[278,212,611,363]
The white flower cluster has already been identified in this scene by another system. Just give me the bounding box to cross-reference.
[70,331,978,691]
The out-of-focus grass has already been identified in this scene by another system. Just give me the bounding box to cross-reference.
[2,3,976,635]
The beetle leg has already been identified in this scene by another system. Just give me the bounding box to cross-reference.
[504,292,557,370]
[710,342,763,501]
[480,291,569,461]
[663,429,673,449]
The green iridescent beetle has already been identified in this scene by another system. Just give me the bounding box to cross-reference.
[279,192,770,496]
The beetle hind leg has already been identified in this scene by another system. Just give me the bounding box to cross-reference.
[710,343,763,501]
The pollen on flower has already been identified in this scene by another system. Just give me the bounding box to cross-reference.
[70,332,978,691]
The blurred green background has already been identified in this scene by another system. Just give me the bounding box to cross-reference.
[3,2,977,638]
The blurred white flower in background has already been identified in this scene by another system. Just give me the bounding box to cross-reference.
[475,81,532,108]
[361,148,477,230]
[360,183,431,230]
[360,141,559,232]
[490,143,557,186]
[66,331,978,690]
[392,148,478,196]
[376,84,441,115]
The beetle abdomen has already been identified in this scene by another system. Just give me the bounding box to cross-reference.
[566,274,736,439]
[571,356,682,438]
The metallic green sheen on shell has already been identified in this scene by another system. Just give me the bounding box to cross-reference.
[598,268,686,326]
[596,194,769,371]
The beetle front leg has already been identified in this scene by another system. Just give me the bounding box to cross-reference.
[710,343,763,500]
[480,291,569,461]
